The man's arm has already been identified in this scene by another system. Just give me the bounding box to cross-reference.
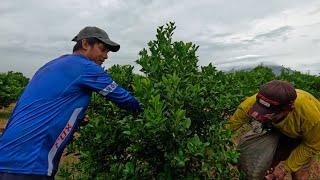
[283,95,320,172]
[283,122,320,172]
[225,95,256,131]
[79,64,141,112]
[102,83,141,112]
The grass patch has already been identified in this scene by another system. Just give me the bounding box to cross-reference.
[56,152,80,180]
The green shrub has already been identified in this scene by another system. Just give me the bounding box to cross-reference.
[0,71,29,107]
[62,22,319,179]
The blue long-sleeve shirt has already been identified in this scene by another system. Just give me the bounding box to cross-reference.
[0,54,140,176]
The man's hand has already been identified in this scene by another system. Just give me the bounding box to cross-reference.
[265,162,288,180]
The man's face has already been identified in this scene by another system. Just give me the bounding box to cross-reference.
[271,110,291,123]
[82,40,110,65]
[260,110,290,124]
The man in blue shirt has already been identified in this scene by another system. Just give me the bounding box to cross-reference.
[0,26,141,180]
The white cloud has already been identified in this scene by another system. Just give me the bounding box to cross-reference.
[0,0,320,77]
[229,54,265,61]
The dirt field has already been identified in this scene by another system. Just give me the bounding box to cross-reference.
[0,104,13,132]
[0,120,6,133]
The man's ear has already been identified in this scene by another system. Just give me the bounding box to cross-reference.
[285,104,295,111]
[290,104,295,110]
[81,39,90,50]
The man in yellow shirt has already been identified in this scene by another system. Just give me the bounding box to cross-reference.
[227,80,320,179]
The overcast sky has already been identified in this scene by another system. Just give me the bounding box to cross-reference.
[1,0,320,77]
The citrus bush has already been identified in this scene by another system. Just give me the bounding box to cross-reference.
[62,22,319,179]
[0,71,29,108]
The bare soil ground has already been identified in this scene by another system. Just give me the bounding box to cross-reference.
[0,104,13,132]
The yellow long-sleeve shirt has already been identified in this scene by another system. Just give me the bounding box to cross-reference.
[226,89,320,173]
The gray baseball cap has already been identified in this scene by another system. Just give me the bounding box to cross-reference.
[72,26,120,52]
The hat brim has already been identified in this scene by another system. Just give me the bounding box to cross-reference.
[96,37,120,52]
[72,36,78,42]
[71,36,120,52]
[248,102,275,122]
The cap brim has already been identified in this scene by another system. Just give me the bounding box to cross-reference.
[248,102,275,121]
[97,37,120,52]
[72,36,78,42]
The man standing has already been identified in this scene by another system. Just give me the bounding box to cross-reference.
[227,80,320,179]
[0,26,141,179]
